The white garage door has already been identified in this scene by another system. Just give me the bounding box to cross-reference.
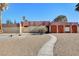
[64,27,70,32]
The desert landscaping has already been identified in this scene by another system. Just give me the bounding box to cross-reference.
[0,3,79,56]
[0,33,79,56]
[0,33,50,56]
[53,33,79,56]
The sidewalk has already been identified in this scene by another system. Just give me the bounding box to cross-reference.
[37,34,57,56]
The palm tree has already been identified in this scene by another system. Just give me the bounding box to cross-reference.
[75,3,79,11]
[0,3,8,32]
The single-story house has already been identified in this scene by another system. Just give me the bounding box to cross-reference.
[0,21,78,33]
[50,22,78,33]
[22,21,50,33]
[2,23,19,33]
[22,21,78,33]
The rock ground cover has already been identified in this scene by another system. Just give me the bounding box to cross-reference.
[53,33,79,56]
[0,33,50,56]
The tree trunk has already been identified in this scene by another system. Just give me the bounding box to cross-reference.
[0,10,2,33]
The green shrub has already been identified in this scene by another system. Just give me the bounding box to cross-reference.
[27,26,48,34]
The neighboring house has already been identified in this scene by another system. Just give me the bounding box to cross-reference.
[1,21,78,33]
[2,23,19,33]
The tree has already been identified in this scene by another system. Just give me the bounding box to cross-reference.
[22,16,28,22]
[6,19,13,24]
[75,3,79,11]
[0,3,8,32]
[14,20,16,24]
[53,15,68,22]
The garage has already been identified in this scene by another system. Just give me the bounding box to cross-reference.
[58,25,64,33]
[51,25,57,33]
[64,25,70,33]
[72,25,77,33]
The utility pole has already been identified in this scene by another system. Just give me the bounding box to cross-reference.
[19,22,22,36]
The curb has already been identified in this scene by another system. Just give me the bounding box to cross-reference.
[37,34,57,56]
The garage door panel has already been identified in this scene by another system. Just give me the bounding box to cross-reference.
[72,25,77,33]
[58,25,64,33]
[51,25,57,33]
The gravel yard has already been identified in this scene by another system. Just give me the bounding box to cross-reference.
[52,33,79,56]
[0,33,50,56]
[1,33,79,56]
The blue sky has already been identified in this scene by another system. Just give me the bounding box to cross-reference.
[2,3,79,23]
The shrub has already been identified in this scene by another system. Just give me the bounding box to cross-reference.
[38,26,48,34]
[27,26,48,34]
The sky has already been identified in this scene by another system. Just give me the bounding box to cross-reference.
[2,3,79,23]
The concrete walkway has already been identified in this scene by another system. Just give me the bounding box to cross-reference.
[37,34,57,56]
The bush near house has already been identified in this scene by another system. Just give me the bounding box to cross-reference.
[24,26,48,34]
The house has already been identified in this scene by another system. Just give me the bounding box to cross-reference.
[2,23,19,33]
[22,21,50,33]
[22,21,78,33]
[1,21,78,33]
[22,21,50,26]
[50,22,78,33]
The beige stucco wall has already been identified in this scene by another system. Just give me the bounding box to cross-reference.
[77,26,79,33]
[22,27,29,33]
[2,27,20,33]
[2,26,79,33]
